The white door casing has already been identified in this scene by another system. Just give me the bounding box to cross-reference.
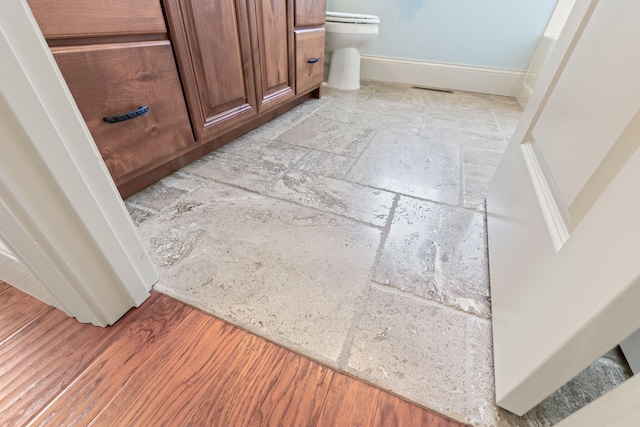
[0,0,158,326]
[488,0,640,416]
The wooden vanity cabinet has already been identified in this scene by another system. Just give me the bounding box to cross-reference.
[28,0,196,197]
[163,0,299,141]
[28,0,327,197]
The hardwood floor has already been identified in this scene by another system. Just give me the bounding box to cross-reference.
[0,282,463,426]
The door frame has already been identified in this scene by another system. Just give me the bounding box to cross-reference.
[0,0,157,326]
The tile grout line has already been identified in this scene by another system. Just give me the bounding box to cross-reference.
[341,128,379,179]
[124,201,159,215]
[368,280,492,322]
[161,159,486,232]
[166,170,388,231]
[262,148,313,194]
[335,193,401,370]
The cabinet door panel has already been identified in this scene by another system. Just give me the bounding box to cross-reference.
[251,0,295,110]
[164,0,258,140]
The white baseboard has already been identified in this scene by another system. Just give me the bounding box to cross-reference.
[360,55,526,97]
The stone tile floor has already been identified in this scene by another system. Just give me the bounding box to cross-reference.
[126,80,632,426]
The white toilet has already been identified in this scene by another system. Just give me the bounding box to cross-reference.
[324,11,380,90]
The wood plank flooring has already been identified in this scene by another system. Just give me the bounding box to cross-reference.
[0,282,463,426]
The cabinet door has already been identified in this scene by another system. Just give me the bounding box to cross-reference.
[249,0,295,111]
[163,0,259,141]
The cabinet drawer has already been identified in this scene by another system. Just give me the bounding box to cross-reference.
[28,0,166,39]
[295,0,327,27]
[295,29,325,94]
[52,41,195,185]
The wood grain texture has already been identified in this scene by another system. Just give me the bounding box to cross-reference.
[373,390,464,427]
[295,0,327,27]
[317,373,381,427]
[0,308,111,426]
[163,0,259,141]
[52,41,195,186]
[295,29,326,95]
[27,0,166,40]
[0,284,463,427]
[116,91,315,198]
[0,281,53,343]
[28,293,189,426]
[250,0,296,111]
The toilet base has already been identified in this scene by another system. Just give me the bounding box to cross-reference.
[326,47,361,90]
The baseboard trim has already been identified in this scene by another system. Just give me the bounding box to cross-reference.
[360,55,526,97]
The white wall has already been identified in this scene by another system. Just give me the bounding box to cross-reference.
[328,0,557,70]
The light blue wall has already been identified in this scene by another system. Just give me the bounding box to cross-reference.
[326,0,557,70]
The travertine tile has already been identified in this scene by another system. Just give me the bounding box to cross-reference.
[276,115,376,157]
[314,99,361,124]
[123,91,633,427]
[346,285,495,426]
[467,318,499,427]
[494,111,522,141]
[400,86,462,112]
[463,147,505,210]
[458,91,522,115]
[128,92,623,427]
[125,181,189,212]
[160,173,205,192]
[374,196,490,318]
[322,84,373,103]
[139,182,380,365]
[348,98,425,134]
[180,140,308,193]
[294,149,354,179]
[246,97,330,140]
[346,131,460,205]
[125,204,156,226]
[421,111,503,144]
[269,170,395,226]
[360,79,411,102]
[420,113,466,143]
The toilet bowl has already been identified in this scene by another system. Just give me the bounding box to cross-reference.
[324,11,380,90]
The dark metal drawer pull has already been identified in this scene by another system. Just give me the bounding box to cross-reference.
[307,58,319,64]
[103,106,149,124]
